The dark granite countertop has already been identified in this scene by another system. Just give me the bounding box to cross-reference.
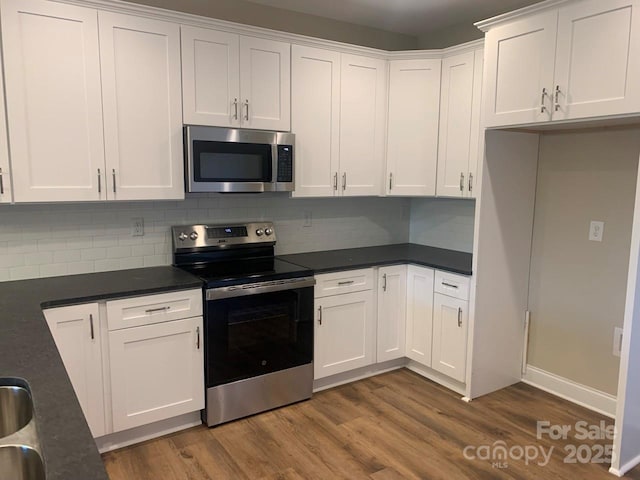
[0,266,202,480]
[278,243,472,275]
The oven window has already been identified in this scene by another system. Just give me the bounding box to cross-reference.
[205,288,313,387]
[193,140,272,182]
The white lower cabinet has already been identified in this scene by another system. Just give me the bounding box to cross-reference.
[108,316,204,432]
[314,269,375,379]
[377,265,407,362]
[43,288,204,438]
[405,265,435,367]
[43,303,106,437]
[432,293,469,383]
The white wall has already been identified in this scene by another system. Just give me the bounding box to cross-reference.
[409,198,475,253]
[0,195,410,281]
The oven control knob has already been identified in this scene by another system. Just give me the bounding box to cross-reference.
[178,232,188,241]
[256,228,264,236]
[265,227,273,236]
[189,231,199,241]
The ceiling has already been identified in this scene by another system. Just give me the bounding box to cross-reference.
[244,0,544,37]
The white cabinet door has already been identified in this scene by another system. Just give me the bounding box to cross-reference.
[405,265,434,367]
[1,0,105,202]
[483,10,558,127]
[181,26,240,127]
[377,265,407,362]
[437,51,476,197]
[553,0,640,121]
[99,12,184,201]
[0,42,11,204]
[239,36,290,131]
[44,304,105,438]
[291,45,340,197]
[386,59,440,196]
[339,54,386,196]
[109,316,204,432]
[314,290,375,379]
[432,293,468,383]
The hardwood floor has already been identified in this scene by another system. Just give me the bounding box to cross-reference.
[103,369,640,479]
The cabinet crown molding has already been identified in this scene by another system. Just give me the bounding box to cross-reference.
[475,0,568,32]
[55,0,482,59]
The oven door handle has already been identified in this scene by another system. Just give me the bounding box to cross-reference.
[206,276,316,300]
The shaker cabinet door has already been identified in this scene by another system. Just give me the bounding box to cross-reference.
[1,0,105,202]
[377,265,407,362]
[405,266,435,367]
[99,12,184,200]
[432,293,468,383]
[553,0,640,121]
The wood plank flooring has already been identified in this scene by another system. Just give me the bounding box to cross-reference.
[103,369,640,479]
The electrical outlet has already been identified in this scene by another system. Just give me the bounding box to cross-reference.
[613,327,623,357]
[303,211,312,227]
[589,221,604,242]
[132,218,144,237]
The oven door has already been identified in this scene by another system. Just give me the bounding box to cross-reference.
[204,279,314,388]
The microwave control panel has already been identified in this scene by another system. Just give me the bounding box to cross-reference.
[276,145,293,183]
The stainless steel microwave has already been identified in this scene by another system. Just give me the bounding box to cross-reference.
[184,126,294,193]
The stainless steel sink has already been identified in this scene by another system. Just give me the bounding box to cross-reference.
[0,446,45,480]
[0,386,33,439]
[0,380,45,479]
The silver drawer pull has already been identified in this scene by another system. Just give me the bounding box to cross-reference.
[196,326,200,349]
[458,307,463,327]
[145,306,170,314]
[442,282,459,289]
[0,167,4,195]
[338,280,354,286]
[89,313,95,340]
[318,305,322,325]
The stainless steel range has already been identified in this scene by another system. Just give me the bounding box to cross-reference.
[171,222,314,426]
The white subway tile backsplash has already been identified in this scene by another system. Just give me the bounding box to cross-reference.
[409,198,476,253]
[0,196,411,281]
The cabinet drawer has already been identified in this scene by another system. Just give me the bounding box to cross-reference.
[106,289,202,331]
[434,270,470,301]
[314,268,374,298]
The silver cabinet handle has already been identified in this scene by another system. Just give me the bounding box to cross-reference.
[554,85,561,112]
[540,87,548,113]
[468,173,473,193]
[333,172,338,191]
[244,99,249,121]
[459,172,464,192]
[89,313,95,340]
[196,326,200,349]
[317,305,322,325]
[145,306,170,314]
[389,172,393,191]
[342,172,346,191]
[442,282,458,289]
[233,98,238,120]
[338,280,354,286]
[458,307,463,327]
[97,169,102,194]
[0,167,4,195]
[382,273,387,292]
[112,169,116,193]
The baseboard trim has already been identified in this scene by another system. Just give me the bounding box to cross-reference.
[313,359,405,392]
[523,365,616,418]
[96,411,202,453]
[610,452,640,477]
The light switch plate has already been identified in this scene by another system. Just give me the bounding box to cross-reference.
[589,221,604,242]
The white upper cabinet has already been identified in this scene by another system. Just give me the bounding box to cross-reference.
[437,49,483,198]
[182,28,290,131]
[99,12,184,201]
[240,36,291,131]
[291,45,340,197]
[339,54,386,196]
[483,0,640,127]
[386,59,441,196]
[553,0,640,121]
[1,0,105,202]
[181,26,240,127]
[483,10,558,127]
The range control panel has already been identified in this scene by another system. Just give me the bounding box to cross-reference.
[172,222,276,251]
